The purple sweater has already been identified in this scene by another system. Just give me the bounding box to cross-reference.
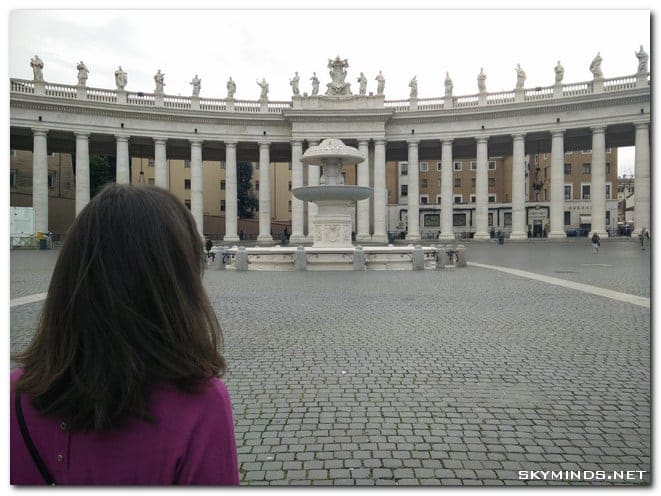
[10,369,240,485]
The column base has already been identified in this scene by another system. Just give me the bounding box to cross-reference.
[223,234,240,243]
[473,232,490,241]
[256,235,275,245]
[355,233,372,243]
[509,231,528,241]
[438,233,456,241]
[371,233,388,244]
[288,234,307,244]
[548,231,567,239]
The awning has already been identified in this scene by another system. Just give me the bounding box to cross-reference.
[579,215,592,224]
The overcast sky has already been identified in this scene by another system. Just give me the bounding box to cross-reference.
[7,7,651,174]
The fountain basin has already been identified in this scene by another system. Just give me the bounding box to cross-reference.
[292,185,372,203]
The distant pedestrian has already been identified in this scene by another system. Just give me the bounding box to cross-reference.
[639,228,650,250]
[591,232,601,253]
[205,237,215,262]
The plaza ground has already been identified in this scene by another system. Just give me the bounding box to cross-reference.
[10,238,651,486]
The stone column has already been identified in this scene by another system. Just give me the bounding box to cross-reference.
[306,140,320,240]
[548,130,567,238]
[405,140,421,241]
[589,126,608,237]
[356,140,371,242]
[115,135,130,184]
[289,139,305,244]
[473,137,490,240]
[154,138,168,189]
[75,132,90,215]
[257,141,274,244]
[372,139,388,243]
[634,122,650,236]
[190,139,204,237]
[32,128,49,234]
[510,133,528,240]
[223,141,239,242]
[439,139,455,240]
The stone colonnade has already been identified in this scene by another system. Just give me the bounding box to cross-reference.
[30,124,651,240]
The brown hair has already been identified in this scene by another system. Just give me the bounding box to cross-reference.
[13,183,226,432]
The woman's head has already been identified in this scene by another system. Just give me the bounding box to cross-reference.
[14,183,226,431]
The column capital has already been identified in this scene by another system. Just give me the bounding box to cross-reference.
[258,140,271,147]
[74,131,90,138]
[439,138,454,145]
[357,139,370,147]
[153,138,168,145]
[551,129,565,137]
[511,132,526,140]
[114,134,130,141]
[224,140,237,147]
[407,139,420,146]
[189,138,204,146]
[31,127,48,136]
[590,125,607,133]
[476,136,489,144]
[373,138,386,146]
[634,121,650,130]
[290,139,303,146]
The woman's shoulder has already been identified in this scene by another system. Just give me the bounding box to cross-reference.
[151,377,232,417]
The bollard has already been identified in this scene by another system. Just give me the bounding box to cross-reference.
[216,246,228,270]
[235,246,249,271]
[353,246,366,271]
[435,244,445,270]
[445,244,456,266]
[294,245,307,271]
[455,244,467,267]
[412,244,424,270]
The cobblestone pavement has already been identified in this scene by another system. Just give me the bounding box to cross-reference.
[10,242,651,486]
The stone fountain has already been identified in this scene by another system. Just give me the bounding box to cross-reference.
[292,138,371,248]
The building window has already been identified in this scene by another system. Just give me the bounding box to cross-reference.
[184,179,191,189]
[583,163,591,174]
[184,160,191,168]
[184,200,191,209]
[400,162,408,175]
[220,180,226,190]
[288,181,292,191]
[10,170,17,189]
[420,195,428,204]
[220,200,226,212]
[148,158,155,167]
[606,163,611,174]
[288,200,292,211]
[453,161,462,171]
[605,183,611,199]
[564,184,572,200]
[453,194,462,204]
[421,179,428,189]
[400,185,408,197]
[564,211,571,225]
[582,184,591,199]
[48,171,56,189]
[470,194,476,203]
[488,160,496,170]
[436,161,442,172]
[148,178,155,185]
[488,213,494,227]
[420,162,428,172]
[436,179,441,188]
[564,163,571,174]
[436,195,442,204]
[471,178,476,188]
[488,178,495,188]
[454,178,461,188]
[453,213,466,226]
[255,180,260,191]
[424,213,439,227]
[470,161,477,171]
[606,210,611,225]
[504,212,512,227]
[488,194,496,203]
